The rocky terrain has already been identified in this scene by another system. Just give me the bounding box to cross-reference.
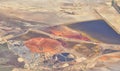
[0,0,120,71]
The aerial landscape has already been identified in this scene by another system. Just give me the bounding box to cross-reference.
[0,0,120,71]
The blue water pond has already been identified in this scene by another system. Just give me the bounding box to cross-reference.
[67,20,120,44]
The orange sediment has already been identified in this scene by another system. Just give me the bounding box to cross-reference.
[98,54,120,62]
[48,26,91,41]
[24,38,63,54]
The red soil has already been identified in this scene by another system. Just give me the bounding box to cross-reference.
[24,38,63,54]
[49,26,90,41]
